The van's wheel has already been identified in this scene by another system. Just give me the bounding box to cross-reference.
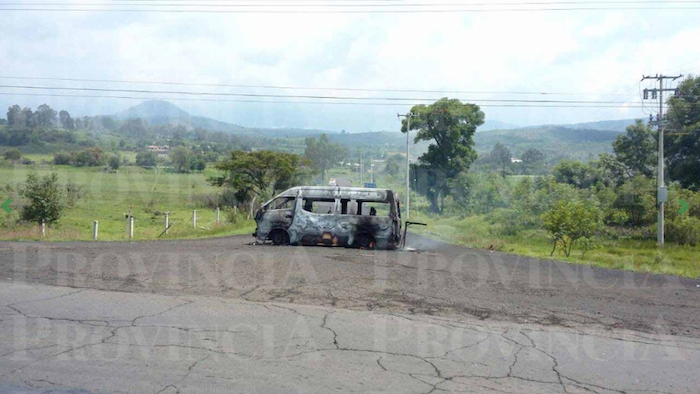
[269,230,290,246]
[355,234,376,250]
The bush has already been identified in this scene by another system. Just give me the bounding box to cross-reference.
[542,200,602,257]
[3,148,21,161]
[65,182,85,207]
[108,154,121,171]
[136,151,157,168]
[53,152,73,165]
[20,173,64,224]
[667,216,700,246]
[74,148,104,167]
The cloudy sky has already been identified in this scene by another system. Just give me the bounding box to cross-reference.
[1,2,699,132]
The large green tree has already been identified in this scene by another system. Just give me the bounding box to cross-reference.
[304,133,345,181]
[211,150,310,203]
[612,120,656,178]
[666,76,700,190]
[403,98,485,212]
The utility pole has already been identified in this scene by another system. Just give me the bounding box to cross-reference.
[642,74,683,246]
[398,112,418,219]
[359,150,363,185]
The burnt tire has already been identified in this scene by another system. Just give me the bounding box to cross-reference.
[269,230,290,246]
[355,233,376,250]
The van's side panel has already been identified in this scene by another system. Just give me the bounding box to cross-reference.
[255,187,401,249]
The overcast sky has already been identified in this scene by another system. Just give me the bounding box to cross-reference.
[1,4,699,132]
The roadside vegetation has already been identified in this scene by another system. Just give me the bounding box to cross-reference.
[0,77,698,278]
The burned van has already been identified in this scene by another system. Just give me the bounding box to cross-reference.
[254,186,402,249]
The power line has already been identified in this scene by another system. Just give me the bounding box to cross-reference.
[4,1,700,6]
[0,75,639,97]
[0,84,645,104]
[0,91,650,108]
[1,5,698,12]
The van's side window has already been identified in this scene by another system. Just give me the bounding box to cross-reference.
[267,197,295,211]
[303,198,336,214]
[340,199,358,215]
[358,201,391,217]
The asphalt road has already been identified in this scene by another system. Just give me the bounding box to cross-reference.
[1,235,699,393]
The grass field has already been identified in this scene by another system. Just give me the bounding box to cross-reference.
[1,163,698,278]
[325,167,700,279]
[0,164,255,241]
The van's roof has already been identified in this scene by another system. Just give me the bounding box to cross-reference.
[276,186,395,199]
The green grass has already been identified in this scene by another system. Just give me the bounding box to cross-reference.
[409,212,700,279]
[0,164,255,241]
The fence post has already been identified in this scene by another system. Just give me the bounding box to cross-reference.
[216,207,220,224]
[129,217,134,239]
[193,210,197,228]
[93,220,98,241]
[41,220,46,238]
[164,212,169,234]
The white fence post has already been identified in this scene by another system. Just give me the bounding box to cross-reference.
[93,220,98,241]
[216,207,220,224]
[193,210,197,228]
[164,213,169,234]
[41,220,46,238]
[129,217,134,239]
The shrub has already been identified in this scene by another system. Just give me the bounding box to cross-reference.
[65,182,85,207]
[667,216,700,246]
[136,151,157,168]
[3,148,21,161]
[74,148,104,167]
[53,152,73,165]
[542,200,602,257]
[108,154,121,171]
[20,173,64,224]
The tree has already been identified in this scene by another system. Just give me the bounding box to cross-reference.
[6,105,22,128]
[190,155,206,172]
[666,76,700,190]
[35,104,57,128]
[59,110,75,130]
[384,154,404,177]
[552,160,600,189]
[490,142,511,178]
[403,98,485,212]
[542,200,602,257]
[74,148,104,167]
[4,148,22,161]
[21,173,65,224]
[170,146,192,173]
[136,151,157,168]
[522,148,545,174]
[211,150,310,202]
[612,120,656,178]
[108,154,121,171]
[304,133,345,181]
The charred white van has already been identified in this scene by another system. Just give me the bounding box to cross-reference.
[254,186,402,249]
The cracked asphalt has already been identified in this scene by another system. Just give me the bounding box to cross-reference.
[0,235,699,393]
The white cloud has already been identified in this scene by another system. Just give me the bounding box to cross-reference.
[0,9,699,130]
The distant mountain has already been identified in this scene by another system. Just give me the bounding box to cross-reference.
[112,100,246,133]
[111,100,333,137]
[561,118,638,133]
[474,125,622,161]
[479,119,520,132]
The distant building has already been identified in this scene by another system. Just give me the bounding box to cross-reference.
[511,158,523,164]
[147,145,170,156]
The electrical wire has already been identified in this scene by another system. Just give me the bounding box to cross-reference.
[0,91,650,108]
[0,75,640,97]
[0,84,645,105]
